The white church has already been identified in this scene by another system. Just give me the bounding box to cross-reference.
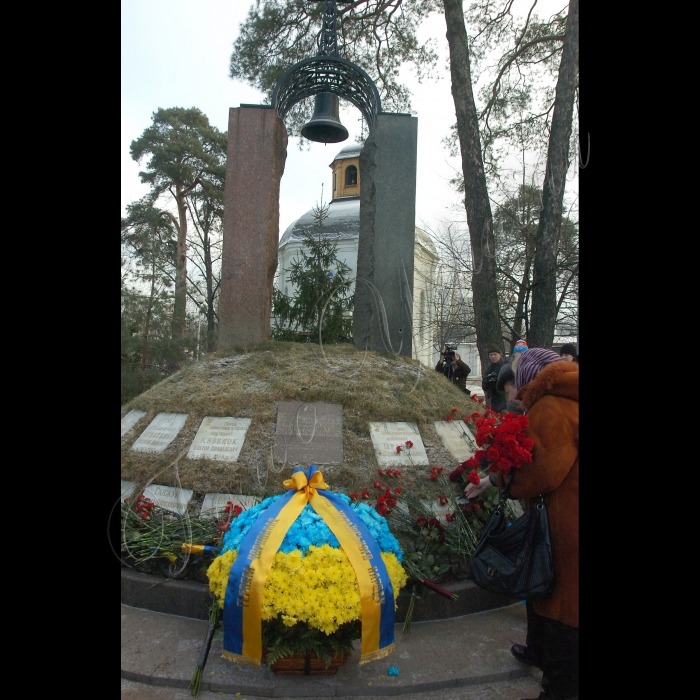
[275,142,444,369]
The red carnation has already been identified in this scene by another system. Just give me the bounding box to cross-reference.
[446,415,453,421]
[451,407,458,413]
[394,487,402,494]
[361,490,370,499]
[405,440,414,448]
[446,513,455,522]
[439,495,449,505]
[467,470,481,485]
[350,492,359,500]
[396,445,402,453]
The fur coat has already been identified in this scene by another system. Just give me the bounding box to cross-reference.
[498,360,579,627]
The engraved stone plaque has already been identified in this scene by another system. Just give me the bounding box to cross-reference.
[188,417,251,462]
[200,493,260,519]
[421,499,452,522]
[434,421,478,462]
[369,422,429,467]
[121,409,146,437]
[121,479,136,502]
[142,484,193,515]
[131,413,188,453]
[274,402,343,465]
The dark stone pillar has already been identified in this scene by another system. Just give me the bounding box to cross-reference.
[218,106,287,350]
[352,113,418,358]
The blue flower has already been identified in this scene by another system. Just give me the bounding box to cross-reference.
[219,491,403,561]
[388,665,400,676]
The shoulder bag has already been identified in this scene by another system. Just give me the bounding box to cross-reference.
[468,471,554,601]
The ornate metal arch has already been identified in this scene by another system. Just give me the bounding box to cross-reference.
[271,55,381,130]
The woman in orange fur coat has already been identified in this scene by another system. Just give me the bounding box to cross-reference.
[467,347,579,700]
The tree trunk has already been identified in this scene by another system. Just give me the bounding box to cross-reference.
[511,245,533,349]
[170,184,188,367]
[443,0,503,367]
[528,0,579,348]
[203,229,216,352]
[141,259,157,371]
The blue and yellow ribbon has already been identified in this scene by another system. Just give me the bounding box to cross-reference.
[222,465,395,667]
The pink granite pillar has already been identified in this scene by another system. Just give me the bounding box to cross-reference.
[218,106,287,350]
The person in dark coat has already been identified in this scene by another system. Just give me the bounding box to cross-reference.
[494,339,528,412]
[481,345,508,412]
[435,346,471,393]
[559,343,578,364]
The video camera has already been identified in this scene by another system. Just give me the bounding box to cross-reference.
[443,344,456,364]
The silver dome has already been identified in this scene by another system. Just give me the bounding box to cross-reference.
[279,197,360,248]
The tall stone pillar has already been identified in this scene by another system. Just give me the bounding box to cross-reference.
[352,113,418,358]
[218,106,287,350]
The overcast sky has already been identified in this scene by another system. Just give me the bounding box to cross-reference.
[121,0,575,238]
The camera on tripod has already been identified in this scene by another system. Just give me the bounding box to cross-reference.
[443,344,456,364]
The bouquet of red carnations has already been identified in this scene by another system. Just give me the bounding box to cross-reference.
[449,412,534,483]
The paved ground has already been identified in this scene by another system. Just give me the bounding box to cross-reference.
[121,602,544,699]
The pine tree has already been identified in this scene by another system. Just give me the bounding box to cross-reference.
[272,202,353,343]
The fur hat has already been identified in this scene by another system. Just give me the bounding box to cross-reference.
[512,340,528,354]
[560,343,577,356]
[496,363,515,392]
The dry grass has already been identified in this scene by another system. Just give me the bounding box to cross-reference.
[121,341,483,506]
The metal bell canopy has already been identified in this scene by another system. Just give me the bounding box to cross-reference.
[271,0,382,134]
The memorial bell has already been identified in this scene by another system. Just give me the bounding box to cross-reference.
[301,92,349,144]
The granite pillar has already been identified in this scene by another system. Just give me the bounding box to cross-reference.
[352,113,418,358]
[218,106,287,350]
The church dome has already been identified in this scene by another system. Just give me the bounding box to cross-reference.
[279,197,360,248]
[329,142,363,163]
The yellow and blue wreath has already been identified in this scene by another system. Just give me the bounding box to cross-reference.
[206,465,408,667]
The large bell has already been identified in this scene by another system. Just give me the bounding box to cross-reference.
[301,92,349,144]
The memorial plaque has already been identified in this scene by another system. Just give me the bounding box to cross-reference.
[274,402,343,465]
[421,499,452,522]
[188,417,251,462]
[142,483,194,515]
[121,409,146,437]
[200,493,260,519]
[434,421,478,462]
[121,479,136,502]
[369,422,429,467]
[131,413,188,453]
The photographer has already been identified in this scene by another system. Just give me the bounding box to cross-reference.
[481,345,508,412]
[435,345,472,393]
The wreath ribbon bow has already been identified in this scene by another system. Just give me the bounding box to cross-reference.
[222,465,395,667]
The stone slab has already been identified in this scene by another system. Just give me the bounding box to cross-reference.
[130,412,188,453]
[369,421,429,467]
[141,483,194,515]
[434,420,478,462]
[187,416,251,462]
[421,498,452,522]
[353,113,418,358]
[121,409,147,437]
[274,401,343,465]
[218,106,288,349]
[121,480,136,502]
[200,493,260,519]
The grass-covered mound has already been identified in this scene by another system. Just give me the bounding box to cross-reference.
[120,341,484,503]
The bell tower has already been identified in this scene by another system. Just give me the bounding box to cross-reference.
[330,144,362,200]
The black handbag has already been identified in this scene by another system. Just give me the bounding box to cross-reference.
[468,471,555,601]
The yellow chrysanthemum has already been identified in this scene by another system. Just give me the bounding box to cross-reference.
[206,546,407,631]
